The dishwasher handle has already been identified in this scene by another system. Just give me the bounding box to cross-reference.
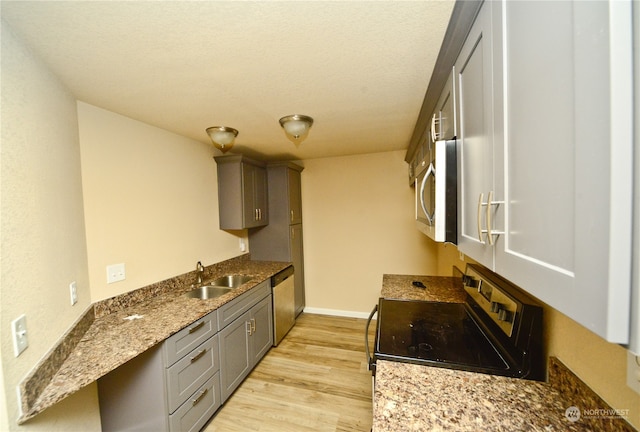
[272,265,294,287]
[365,304,378,372]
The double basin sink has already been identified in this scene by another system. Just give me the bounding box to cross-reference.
[185,275,253,299]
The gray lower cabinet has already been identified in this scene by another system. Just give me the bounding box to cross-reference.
[98,311,221,432]
[218,283,273,402]
[98,281,274,431]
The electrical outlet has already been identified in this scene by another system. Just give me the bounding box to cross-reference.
[11,315,28,357]
[69,281,77,305]
[627,350,640,394]
[106,263,126,284]
[239,237,247,252]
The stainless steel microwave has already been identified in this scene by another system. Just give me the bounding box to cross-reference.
[415,138,457,243]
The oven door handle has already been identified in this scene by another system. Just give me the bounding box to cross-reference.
[365,304,378,372]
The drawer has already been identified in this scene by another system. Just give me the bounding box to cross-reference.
[163,310,218,366]
[169,373,221,432]
[166,334,219,413]
[217,280,270,330]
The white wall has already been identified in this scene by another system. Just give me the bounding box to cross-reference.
[1,21,100,431]
[77,103,242,301]
[301,151,439,316]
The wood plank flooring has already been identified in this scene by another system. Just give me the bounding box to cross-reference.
[204,313,377,432]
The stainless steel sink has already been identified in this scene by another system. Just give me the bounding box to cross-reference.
[184,274,253,300]
[209,275,253,288]
[185,285,233,299]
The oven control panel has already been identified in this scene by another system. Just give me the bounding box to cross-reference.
[463,267,518,337]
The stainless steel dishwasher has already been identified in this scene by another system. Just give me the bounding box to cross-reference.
[271,265,295,346]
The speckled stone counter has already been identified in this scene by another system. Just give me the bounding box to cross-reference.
[375,273,636,432]
[381,274,467,303]
[18,254,290,424]
[374,359,636,431]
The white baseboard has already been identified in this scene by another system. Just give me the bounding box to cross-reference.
[302,307,376,320]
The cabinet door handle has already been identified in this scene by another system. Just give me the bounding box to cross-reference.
[192,388,208,406]
[477,192,486,243]
[246,320,252,336]
[190,348,207,363]
[291,210,294,222]
[250,318,256,333]
[486,191,494,245]
[431,113,439,142]
[188,321,205,334]
[486,191,504,245]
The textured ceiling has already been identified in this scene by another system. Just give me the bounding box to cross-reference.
[1,1,454,161]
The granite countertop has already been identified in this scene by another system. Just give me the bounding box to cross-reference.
[381,274,467,303]
[374,273,636,431]
[374,359,635,432]
[18,254,290,424]
[375,360,561,431]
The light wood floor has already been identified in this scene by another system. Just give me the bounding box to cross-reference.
[204,313,376,432]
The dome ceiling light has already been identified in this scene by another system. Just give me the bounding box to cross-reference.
[279,114,314,144]
[206,126,238,153]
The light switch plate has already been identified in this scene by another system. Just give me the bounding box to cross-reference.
[11,314,28,357]
[627,350,640,394]
[69,281,77,305]
[107,263,126,284]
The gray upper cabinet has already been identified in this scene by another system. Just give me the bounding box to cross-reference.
[249,163,306,316]
[288,167,302,224]
[456,0,634,343]
[214,155,268,230]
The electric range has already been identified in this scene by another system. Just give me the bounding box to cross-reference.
[366,264,544,381]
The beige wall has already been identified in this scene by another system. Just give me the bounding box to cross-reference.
[301,151,439,316]
[545,308,640,429]
[1,21,100,431]
[77,103,243,301]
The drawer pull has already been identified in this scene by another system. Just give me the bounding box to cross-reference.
[192,388,208,406]
[190,348,207,363]
[188,321,205,334]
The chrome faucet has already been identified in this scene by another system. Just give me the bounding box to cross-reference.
[196,261,204,285]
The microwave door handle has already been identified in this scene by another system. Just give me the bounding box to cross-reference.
[420,164,435,225]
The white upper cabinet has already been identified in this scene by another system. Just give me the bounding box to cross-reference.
[456,0,634,343]
[431,71,457,142]
[455,1,496,268]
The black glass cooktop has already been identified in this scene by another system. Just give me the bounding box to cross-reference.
[375,298,509,373]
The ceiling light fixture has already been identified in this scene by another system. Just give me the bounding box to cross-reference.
[279,114,314,143]
[206,126,238,153]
